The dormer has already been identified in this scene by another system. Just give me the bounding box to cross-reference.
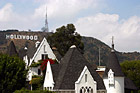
[108,69,114,85]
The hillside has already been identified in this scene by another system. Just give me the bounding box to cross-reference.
[0,30,140,66]
[82,36,140,65]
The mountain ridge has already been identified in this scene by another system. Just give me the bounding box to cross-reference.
[0,30,140,65]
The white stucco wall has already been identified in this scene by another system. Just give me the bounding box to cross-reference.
[43,61,54,90]
[34,39,56,62]
[103,77,124,93]
[23,55,29,68]
[31,66,42,75]
[26,67,42,81]
[75,66,97,93]
[26,68,32,81]
[29,38,57,66]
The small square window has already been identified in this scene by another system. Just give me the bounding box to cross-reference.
[42,54,48,60]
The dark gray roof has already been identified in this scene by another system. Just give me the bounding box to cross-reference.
[26,44,38,58]
[53,47,106,90]
[19,48,27,59]
[53,49,62,61]
[19,47,30,65]
[103,49,124,77]
[19,39,41,60]
[125,77,137,90]
[7,41,18,56]
[51,64,60,83]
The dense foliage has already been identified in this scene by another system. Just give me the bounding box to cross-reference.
[0,54,27,93]
[48,24,84,56]
[29,75,44,90]
[121,60,140,89]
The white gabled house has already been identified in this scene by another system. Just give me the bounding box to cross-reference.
[29,37,57,66]
[50,45,106,93]
[19,37,57,81]
[8,37,137,93]
[75,66,97,93]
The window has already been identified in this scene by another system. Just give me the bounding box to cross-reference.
[80,87,93,93]
[44,45,46,53]
[85,74,87,82]
[42,54,48,60]
[38,69,41,75]
[80,87,85,93]
[80,89,82,93]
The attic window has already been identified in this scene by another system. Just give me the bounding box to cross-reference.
[85,74,87,82]
[42,54,48,60]
[38,69,41,75]
[44,45,46,53]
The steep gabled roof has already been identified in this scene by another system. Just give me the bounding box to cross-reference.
[19,47,27,59]
[103,44,124,77]
[28,37,57,66]
[52,48,62,61]
[54,46,105,90]
[7,41,18,56]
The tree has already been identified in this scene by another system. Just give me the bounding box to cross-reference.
[48,24,84,56]
[120,60,140,89]
[0,54,27,93]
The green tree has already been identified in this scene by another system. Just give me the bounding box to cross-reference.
[0,54,27,93]
[120,60,140,89]
[48,24,84,56]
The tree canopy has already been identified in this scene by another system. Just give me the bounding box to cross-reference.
[0,54,27,93]
[48,24,84,56]
[120,60,140,89]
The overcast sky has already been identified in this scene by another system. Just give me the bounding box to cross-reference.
[0,0,140,52]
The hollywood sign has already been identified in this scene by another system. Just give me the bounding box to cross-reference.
[6,34,38,40]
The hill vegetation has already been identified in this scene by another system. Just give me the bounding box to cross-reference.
[0,30,140,66]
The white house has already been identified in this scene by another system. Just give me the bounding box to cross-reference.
[29,37,57,66]
[75,66,97,93]
[18,37,57,81]
[43,45,106,93]
[103,43,125,93]
[7,38,137,93]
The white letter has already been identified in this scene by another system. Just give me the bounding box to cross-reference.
[34,35,38,40]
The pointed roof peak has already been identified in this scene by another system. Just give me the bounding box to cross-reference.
[43,37,47,40]
[54,46,105,90]
[7,41,18,56]
[103,47,124,77]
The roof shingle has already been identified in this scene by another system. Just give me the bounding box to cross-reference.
[54,47,106,90]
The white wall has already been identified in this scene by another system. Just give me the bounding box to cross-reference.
[23,55,29,68]
[75,66,97,93]
[34,42,56,62]
[31,67,39,76]
[103,77,124,93]
[43,61,54,90]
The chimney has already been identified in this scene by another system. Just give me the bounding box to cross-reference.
[35,41,40,48]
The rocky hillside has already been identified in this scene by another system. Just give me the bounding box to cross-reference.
[82,36,140,65]
[0,30,140,66]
